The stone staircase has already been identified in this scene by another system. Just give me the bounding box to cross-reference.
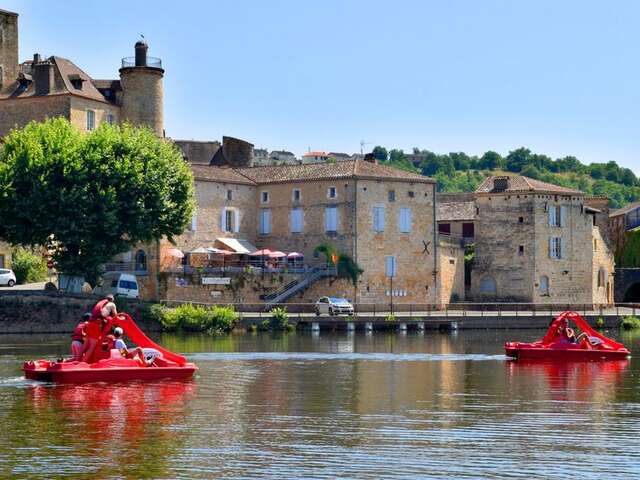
[264,266,336,305]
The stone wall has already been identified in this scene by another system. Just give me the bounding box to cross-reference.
[0,94,70,137]
[253,179,355,262]
[0,294,158,334]
[355,180,436,304]
[119,67,163,136]
[69,96,120,132]
[591,226,614,304]
[437,238,465,305]
[0,10,18,92]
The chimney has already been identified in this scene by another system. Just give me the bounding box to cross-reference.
[364,152,377,164]
[135,40,148,67]
[33,56,54,96]
[493,177,509,192]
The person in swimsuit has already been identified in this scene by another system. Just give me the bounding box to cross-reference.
[113,327,146,364]
[70,313,90,361]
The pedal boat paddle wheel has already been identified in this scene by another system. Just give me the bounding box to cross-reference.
[23,313,197,383]
[505,311,630,361]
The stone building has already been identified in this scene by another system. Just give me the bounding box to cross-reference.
[174,140,221,165]
[253,148,269,165]
[469,175,614,305]
[269,150,298,165]
[0,10,164,137]
[157,158,445,304]
[436,192,476,244]
[609,201,640,260]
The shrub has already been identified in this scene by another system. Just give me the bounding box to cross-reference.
[620,316,640,330]
[11,247,47,284]
[385,313,396,322]
[595,317,605,329]
[270,307,294,331]
[150,303,238,334]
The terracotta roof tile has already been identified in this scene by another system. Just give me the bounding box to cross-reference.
[236,159,434,184]
[190,165,256,185]
[475,175,582,195]
[437,201,476,222]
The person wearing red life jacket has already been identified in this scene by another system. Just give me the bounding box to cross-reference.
[70,313,90,361]
[82,294,118,362]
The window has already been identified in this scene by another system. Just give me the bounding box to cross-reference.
[292,189,301,202]
[227,189,233,201]
[540,276,549,296]
[518,216,524,223]
[373,206,385,232]
[399,207,412,233]
[325,206,338,233]
[327,187,337,199]
[388,190,396,202]
[106,113,114,125]
[408,191,415,198]
[290,208,303,233]
[549,237,564,259]
[190,213,197,231]
[598,268,606,288]
[548,205,566,227]
[222,208,239,233]
[462,222,474,238]
[259,209,271,235]
[135,250,147,271]
[86,110,95,131]
[518,245,524,256]
[261,191,269,203]
[480,276,497,294]
[438,223,451,235]
[385,256,397,277]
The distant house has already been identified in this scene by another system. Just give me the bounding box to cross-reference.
[269,150,298,165]
[302,151,330,163]
[609,201,640,258]
[253,148,269,165]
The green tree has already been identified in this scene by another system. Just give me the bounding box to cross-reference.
[505,147,532,172]
[314,243,363,286]
[0,118,195,283]
[372,146,388,162]
[479,151,503,170]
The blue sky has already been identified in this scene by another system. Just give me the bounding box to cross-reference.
[4,0,640,172]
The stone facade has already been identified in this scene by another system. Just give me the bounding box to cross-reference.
[469,176,614,305]
[0,9,18,92]
[0,241,11,269]
[437,238,465,304]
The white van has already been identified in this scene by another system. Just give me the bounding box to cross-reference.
[93,272,139,299]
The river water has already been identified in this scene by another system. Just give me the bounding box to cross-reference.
[1,329,639,479]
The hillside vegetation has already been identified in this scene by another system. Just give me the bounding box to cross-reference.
[372,146,639,209]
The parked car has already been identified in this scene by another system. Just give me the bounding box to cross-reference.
[0,269,16,287]
[315,297,354,316]
[93,272,139,299]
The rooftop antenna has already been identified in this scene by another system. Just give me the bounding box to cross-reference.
[360,140,371,155]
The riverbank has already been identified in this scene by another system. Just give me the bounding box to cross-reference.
[0,292,636,334]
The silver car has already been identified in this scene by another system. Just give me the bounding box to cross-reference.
[0,269,16,287]
[315,297,354,316]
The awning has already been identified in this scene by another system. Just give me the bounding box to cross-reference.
[165,248,184,259]
[191,247,210,254]
[269,251,287,258]
[215,238,258,254]
[287,252,304,258]
[249,249,272,256]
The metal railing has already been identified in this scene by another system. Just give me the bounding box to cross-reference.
[101,262,148,274]
[121,56,162,69]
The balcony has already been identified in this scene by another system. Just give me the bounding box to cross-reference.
[121,57,162,69]
[101,261,148,275]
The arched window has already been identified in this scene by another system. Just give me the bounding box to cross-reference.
[479,276,497,294]
[539,275,549,296]
[597,268,606,288]
[135,249,147,271]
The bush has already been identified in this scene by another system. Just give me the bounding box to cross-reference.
[150,303,239,334]
[620,316,640,330]
[11,247,47,284]
[595,317,605,329]
[385,313,396,322]
[270,307,294,332]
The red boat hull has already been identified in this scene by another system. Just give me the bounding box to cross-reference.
[505,311,630,362]
[23,358,197,384]
[505,345,629,361]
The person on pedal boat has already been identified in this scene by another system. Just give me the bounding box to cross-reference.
[82,294,118,362]
[113,327,146,364]
[70,313,90,361]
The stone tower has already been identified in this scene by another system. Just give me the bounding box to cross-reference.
[0,9,19,91]
[119,40,164,136]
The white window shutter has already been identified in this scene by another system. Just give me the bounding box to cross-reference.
[191,213,197,232]
[548,207,555,226]
[560,237,565,259]
[234,210,240,233]
[560,206,567,227]
[548,237,553,258]
[220,209,226,231]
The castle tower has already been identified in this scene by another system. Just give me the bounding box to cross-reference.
[119,40,164,136]
[0,9,19,91]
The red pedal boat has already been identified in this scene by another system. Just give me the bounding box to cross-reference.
[24,313,197,383]
[505,311,630,361]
